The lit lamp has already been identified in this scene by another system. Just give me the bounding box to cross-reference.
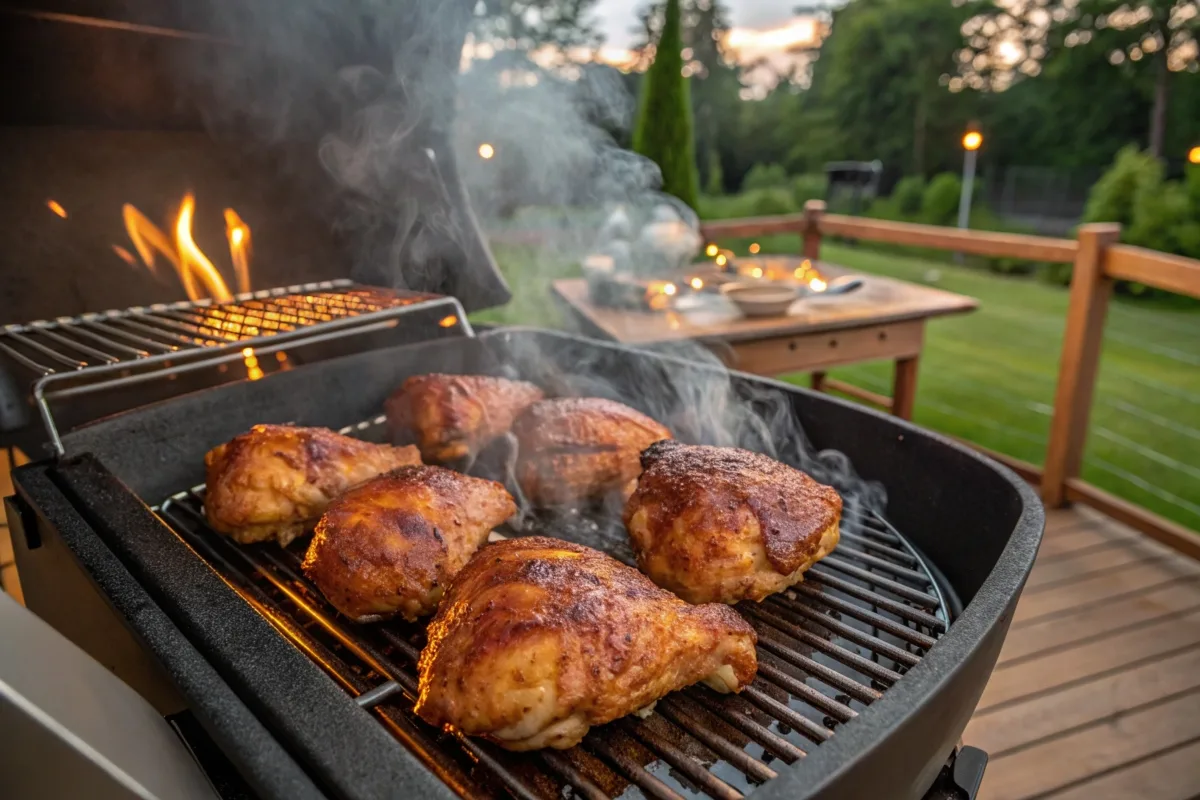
[478,143,495,160]
[958,126,983,231]
[1189,146,1200,165]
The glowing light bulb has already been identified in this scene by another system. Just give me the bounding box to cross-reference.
[478,143,495,159]
[705,243,719,257]
[689,277,704,290]
[748,243,760,254]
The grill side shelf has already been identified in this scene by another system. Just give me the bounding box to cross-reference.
[45,453,461,800]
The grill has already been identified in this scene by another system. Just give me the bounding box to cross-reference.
[6,326,1043,800]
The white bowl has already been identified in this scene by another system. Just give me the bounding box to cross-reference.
[720,282,800,317]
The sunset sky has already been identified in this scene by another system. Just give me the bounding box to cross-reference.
[594,0,809,48]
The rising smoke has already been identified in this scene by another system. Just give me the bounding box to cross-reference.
[187,0,886,517]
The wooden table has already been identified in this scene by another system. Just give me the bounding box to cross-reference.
[551,258,978,420]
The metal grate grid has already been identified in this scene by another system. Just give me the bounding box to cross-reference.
[0,280,434,376]
[156,416,951,800]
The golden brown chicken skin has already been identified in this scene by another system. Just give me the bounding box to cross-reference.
[203,425,421,546]
[415,536,756,750]
[385,374,544,463]
[624,440,842,605]
[512,398,671,507]
[302,466,515,622]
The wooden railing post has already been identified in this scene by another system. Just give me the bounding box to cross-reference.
[803,200,825,260]
[1041,223,1121,507]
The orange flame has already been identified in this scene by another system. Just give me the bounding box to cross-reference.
[47,200,68,219]
[122,193,250,302]
[242,346,263,381]
[175,194,233,302]
[224,208,252,295]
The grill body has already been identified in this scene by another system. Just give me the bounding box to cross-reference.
[7,328,1042,800]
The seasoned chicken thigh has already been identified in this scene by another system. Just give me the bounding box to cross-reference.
[204,425,421,546]
[303,466,515,622]
[386,374,543,463]
[624,440,842,605]
[512,398,671,506]
[414,536,757,751]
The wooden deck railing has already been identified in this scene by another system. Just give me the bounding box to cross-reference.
[701,200,1200,560]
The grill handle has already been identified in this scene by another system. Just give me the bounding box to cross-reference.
[922,746,988,800]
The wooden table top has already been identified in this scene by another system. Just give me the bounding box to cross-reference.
[552,257,979,345]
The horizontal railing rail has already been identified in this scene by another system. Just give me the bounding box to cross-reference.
[700,200,1200,560]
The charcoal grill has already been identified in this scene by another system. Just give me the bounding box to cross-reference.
[5,324,1043,800]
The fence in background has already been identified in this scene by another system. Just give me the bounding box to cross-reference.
[701,200,1200,559]
[983,166,1102,236]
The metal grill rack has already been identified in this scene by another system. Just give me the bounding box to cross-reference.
[0,281,472,454]
[155,416,953,800]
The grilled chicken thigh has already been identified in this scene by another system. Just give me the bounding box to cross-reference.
[303,466,515,622]
[512,398,671,506]
[415,537,757,750]
[204,425,421,546]
[386,374,544,463]
[624,440,842,605]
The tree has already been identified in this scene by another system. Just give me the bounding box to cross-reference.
[632,1,740,193]
[471,0,604,56]
[806,0,973,175]
[959,0,1199,157]
[633,0,700,208]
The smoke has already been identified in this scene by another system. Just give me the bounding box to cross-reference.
[185,0,885,516]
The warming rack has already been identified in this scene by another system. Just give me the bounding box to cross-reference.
[0,280,472,454]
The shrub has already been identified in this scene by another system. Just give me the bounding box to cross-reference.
[921,173,962,226]
[751,188,798,216]
[891,175,927,216]
[742,163,790,191]
[1082,145,1161,228]
[697,189,797,220]
[791,173,827,207]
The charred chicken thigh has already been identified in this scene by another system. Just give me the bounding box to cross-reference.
[303,466,515,622]
[204,425,421,546]
[414,537,757,750]
[512,397,671,506]
[624,440,842,604]
[386,374,544,463]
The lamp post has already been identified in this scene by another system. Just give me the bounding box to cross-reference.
[958,129,983,230]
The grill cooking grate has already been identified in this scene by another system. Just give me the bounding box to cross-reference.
[157,416,952,800]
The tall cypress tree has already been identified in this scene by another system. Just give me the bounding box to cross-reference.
[632,0,699,210]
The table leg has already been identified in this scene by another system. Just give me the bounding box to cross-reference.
[892,356,919,420]
[811,371,827,392]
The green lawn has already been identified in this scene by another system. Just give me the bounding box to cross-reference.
[480,237,1200,532]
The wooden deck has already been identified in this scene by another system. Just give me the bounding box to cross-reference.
[2,452,1199,797]
[970,505,1200,800]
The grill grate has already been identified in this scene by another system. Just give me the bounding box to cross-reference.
[0,280,437,376]
[1,281,472,455]
[156,416,952,800]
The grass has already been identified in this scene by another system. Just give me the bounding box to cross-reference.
[480,236,1200,532]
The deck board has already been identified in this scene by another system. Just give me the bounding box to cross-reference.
[970,505,1200,800]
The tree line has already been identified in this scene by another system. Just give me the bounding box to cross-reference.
[472,0,1197,193]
